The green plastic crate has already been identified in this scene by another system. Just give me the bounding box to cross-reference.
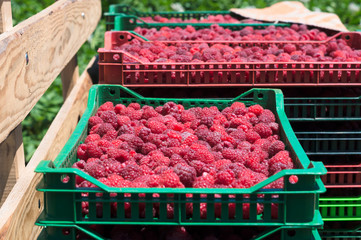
[284,97,361,122]
[105,4,289,31]
[37,225,322,240]
[35,85,325,229]
[320,225,361,239]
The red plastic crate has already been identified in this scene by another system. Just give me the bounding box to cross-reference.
[98,31,361,86]
[323,165,361,189]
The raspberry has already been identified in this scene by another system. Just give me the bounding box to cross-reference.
[222,148,243,162]
[128,103,141,110]
[147,121,167,134]
[107,148,130,163]
[98,102,114,112]
[245,130,261,143]
[258,109,276,123]
[170,154,187,167]
[128,110,143,120]
[268,140,285,157]
[173,163,197,187]
[231,102,246,109]
[120,164,142,181]
[254,123,273,138]
[88,116,103,129]
[160,170,184,188]
[142,106,159,119]
[248,105,264,116]
[229,129,246,141]
[190,160,206,176]
[102,130,118,141]
[117,115,131,127]
[215,169,235,185]
[84,160,107,179]
[139,165,154,175]
[268,122,279,134]
[237,141,252,151]
[103,159,122,175]
[206,132,222,147]
[114,104,126,114]
[86,142,103,159]
[96,123,115,137]
[107,174,124,187]
[183,134,198,146]
[254,138,272,152]
[214,159,232,170]
[141,142,157,155]
[147,175,162,187]
[190,149,215,164]
[284,44,297,54]
[100,111,118,129]
[138,127,151,140]
[181,110,196,122]
[193,173,215,188]
[77,144,88,160]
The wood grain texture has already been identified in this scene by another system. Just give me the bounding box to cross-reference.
[0,57,94,240]
[61,54,79,100]
[0,125,25,207]
[0,0,101,144]
[0,0,12,32]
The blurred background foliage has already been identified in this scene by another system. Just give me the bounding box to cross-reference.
[13,0,361,162]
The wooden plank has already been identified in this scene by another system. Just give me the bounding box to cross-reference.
[0,0,26,209]
[0,0,12,32]
[0,57,94,240]
[0,125,25,207]
[0,0,101,144]
[61,54,79,100]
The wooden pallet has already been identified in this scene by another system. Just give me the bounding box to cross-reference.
[0,0,101,239]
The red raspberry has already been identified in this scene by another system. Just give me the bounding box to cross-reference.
[229,129,246,141]
[114,104,126,114]
[181,110,196,122]
[268,122,279,134]
[84,160,107,179]
[222,148,243,162]
[98,102,114,112]
[103,159,122,175]
[160,170,184,188]
[231,102,246,109]
[248,104,264,116]
[72,160,86,169]
[214,159,232,170]
[142,106,159,119]
[146,175,162,187]
[189,160,206,176]
[102,130,117,141]
[258,109,276,123]
[141,142,157,155]
[182,134,198,146]
[97,139,112,152]
[190,149,215,164]
[245,130,261,143]
[167,130,182,141]
[107,174,124,187]
[86,142,103,159]
[268,140,285,157]
[170,154,187,167]
[269,150,292,166]
[120,164,142,181]
[147,121,167,134]
[107,148,130,163]
[117,115,131,127]
[128,103,141,110]
[215,169,235,185]
[128,110,143,120]
[96,123,115,137]
[88,116,103,129]
[100,111,118,129]
[254,123,273,138]
[139,165,154,175]
[284,44,297,54]
[193,173,215,188]
[206,132,222,147]
[77,144,88,160]
[237,169,267,188]
[173,163,197,187]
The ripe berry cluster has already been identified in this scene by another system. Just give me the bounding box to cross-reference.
[140,14,250,23]
[120,38,360,63]
[75,101,293,190]
[135,24,328,41]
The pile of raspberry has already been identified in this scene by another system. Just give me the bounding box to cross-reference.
[75,101,294,191]
[135,24,328,41]
[140,14,251,23]
[120,38,361,63]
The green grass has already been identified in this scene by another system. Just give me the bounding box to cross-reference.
[13,0,360,162]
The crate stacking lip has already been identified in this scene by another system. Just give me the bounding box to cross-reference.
[36,225,322,240]
[319,225,361,239]
[104,4,291,31]
[35,85,325,228]
[98,31,361,86]
[294,130,361,222]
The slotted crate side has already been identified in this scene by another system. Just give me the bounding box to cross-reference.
[37,224,322,240]
[35,85,325,227]
[98,31,361,86]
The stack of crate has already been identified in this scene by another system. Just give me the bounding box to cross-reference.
[36,4,361,239]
